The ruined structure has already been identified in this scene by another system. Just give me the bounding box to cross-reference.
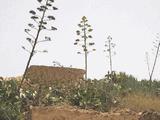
[25,65,85,84]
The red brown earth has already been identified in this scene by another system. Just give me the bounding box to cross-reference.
[31,105,140,120]
[26,65,85,85]
[31,105,160,120]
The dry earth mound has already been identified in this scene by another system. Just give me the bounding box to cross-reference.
[26,65,85,84]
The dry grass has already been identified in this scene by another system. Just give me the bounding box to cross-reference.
[121,93,160,112]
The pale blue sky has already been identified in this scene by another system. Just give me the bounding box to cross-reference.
[0,0,160,80]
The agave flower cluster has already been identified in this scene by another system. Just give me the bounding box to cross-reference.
[74,16,96,54]
[22,0,58,55]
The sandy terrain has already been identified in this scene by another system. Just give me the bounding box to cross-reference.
[31,105,139,120]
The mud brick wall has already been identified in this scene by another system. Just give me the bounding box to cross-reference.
[25,65,85,84]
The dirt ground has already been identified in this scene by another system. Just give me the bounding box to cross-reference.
[31,105,140,120]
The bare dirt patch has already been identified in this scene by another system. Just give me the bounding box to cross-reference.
[31,105,139,120]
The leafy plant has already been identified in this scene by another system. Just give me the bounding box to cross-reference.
[0,80,23,120]
[68,80,113,112]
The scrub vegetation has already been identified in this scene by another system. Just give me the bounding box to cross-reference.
[1,0,160,120]
[0,73,160,119]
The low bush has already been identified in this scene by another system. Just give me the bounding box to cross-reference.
[68,80,113,112]
[0,80,23,120]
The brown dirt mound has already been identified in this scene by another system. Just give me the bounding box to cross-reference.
[26,65,85,85]
[31,105,139,120]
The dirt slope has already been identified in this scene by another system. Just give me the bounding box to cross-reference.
[31,105,139,120]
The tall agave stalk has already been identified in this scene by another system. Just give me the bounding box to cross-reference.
[74,16,96,80]
[149,34,160,90]
[19,0,58,90]
[104,35,116,81]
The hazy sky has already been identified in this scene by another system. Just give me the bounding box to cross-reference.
[1,0,160,80]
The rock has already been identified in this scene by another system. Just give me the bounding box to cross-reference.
[138,110,160,120]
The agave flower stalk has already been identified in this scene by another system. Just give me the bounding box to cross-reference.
[74,16,96,80]
[19,0,58,90]
[104,35,116,81]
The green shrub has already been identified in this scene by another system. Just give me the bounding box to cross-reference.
[0,80,23,120]
[68,80,113,112]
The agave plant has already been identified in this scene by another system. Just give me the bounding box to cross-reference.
[19,0,58,89]
[104,35,116,82]
[74,16,96,80]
